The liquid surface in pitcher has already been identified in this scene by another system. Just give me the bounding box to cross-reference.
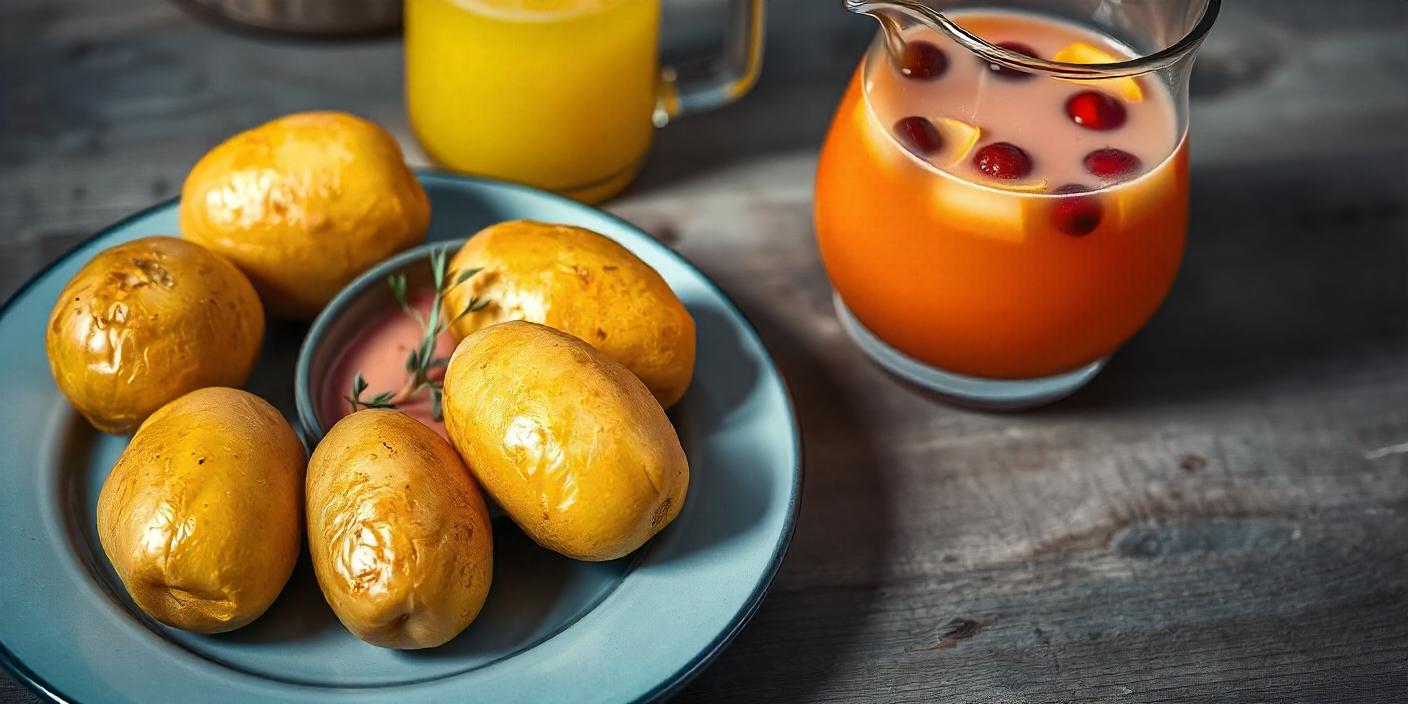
[816,9,1189,380]
[405,0,659,201]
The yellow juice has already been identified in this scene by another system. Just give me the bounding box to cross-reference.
[405,0,660,202]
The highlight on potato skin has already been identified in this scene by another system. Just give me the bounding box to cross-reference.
[179,111,430,320]
[442,321,688,562]
[306,409,494,649]
[441,220,696,407]
[45,236,264,434]
[96,387,305,633]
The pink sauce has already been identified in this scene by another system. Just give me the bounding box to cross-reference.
[319,288,459,439]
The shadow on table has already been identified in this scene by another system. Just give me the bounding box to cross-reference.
[1059,151,1408,411]
[676,288,897,702]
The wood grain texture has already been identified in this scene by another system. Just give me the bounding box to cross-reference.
[3,0,1407,702]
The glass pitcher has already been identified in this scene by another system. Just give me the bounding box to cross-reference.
[405,0,765,203]
[815,0,1219,408]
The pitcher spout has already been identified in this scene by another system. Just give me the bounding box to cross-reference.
[845,0,947,19]
[845,0,945,60]
[844,0,1209,80]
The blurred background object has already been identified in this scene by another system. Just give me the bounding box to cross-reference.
[173,0,402,37]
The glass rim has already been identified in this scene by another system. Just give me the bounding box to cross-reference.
[845,0,1222,79]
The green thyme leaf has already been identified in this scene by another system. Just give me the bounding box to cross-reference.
[453,267,483,287]
[388,273,409,311]
[451,297,491,325]
[430,247,449,291]
[347,372,397,412]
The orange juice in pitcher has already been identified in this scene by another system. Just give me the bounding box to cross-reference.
[815,0,1219,408]
[405,0,766,203]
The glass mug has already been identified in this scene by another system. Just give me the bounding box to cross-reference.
[405,0,765,203]
[815,0,1219,407]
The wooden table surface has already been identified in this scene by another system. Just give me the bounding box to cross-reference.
[3,0,1407,702]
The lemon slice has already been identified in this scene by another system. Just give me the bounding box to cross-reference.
[933,179,1030,243]
[935,118,983,165]
[992,179,1049,193]
[1052,42,1144,103]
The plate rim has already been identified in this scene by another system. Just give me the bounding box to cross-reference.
[0,170,805,704]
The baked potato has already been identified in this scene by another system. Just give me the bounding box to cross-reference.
[180,111,429,319]
[441,220,695,407]
[46,236,264,434]
[442,321,688,561]
[307,409,493,649]
[96,387,304,633]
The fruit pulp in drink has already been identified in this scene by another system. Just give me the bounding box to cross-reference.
[814,10,1189,379]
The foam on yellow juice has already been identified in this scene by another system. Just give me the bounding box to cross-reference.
[405,0,660,202]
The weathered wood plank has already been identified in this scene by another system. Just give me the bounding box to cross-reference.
[3,0,1407,702]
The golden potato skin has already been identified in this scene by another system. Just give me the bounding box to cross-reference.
[180,111,429,319]
[443,321,688,561]
[307,410,493,649]
[441,220,695,407]
[46,236,264,434]
[96,387,305,633]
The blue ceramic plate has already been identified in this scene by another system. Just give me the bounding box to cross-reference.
[0,173,801,703]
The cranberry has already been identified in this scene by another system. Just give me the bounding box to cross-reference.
[972,142,1033,180]
[1065,90,1127,131]
[983,41,1038,81]
[1084,148,1143,180]
[1050,184,1104,237]
[898,41,949,80]
[893,117,944,157]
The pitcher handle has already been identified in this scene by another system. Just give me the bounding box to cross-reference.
[655,0,766,126]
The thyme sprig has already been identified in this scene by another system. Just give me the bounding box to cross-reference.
[345,246,489,420]
[345,372,395,411]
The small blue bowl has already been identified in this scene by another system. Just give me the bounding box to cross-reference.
[295,240,463,443]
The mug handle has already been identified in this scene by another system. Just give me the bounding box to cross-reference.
[654,0,766,126]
